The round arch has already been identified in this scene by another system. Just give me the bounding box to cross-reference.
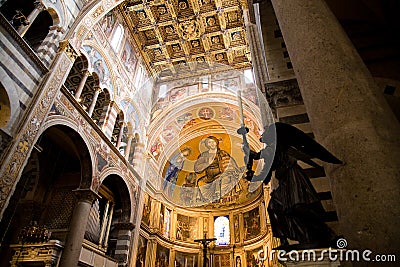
[99,168,135,222]
[0,76,21,134]
[41,117,95,189]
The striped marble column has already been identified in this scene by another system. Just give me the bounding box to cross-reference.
[36,25,65,66]
[100,101,118,140]
[113,222,135,266]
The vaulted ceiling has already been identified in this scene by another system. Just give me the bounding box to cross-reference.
[119,0,252,80]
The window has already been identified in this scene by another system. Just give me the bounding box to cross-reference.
[244,69,254,84]
[214,216,230,246]
[111,24,124,52]
[286,62,293,69]
[283,51,289,58]
[274,29,282,38]
[158,84,167,98]
[281,42,286,48]
[134,66,143,88]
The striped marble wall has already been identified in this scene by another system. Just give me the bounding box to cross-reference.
[0,17,47,130]
[266,79,339,231]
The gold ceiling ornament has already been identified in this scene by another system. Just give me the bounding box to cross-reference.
[178,19,203,41]
[119,0,251,81]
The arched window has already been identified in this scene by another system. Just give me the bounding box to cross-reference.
[214,216,230,246]
[244,69,254,84]
[134,66,144,89]
[158,84,167,98]
[110,24,124,52]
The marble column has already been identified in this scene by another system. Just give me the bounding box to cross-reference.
[270,0,400,254]
[87,87,102,117]
[59,189,99,267]
[74,70,91,100]
[18,1,45,36]
[124,134,134,160]
[116,122,126,149]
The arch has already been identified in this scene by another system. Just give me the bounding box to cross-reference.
[81,45,115,98]
[84,169,137,261]
[41,117,95,189]
[24,10,53,51]
[0,76,21,134]
[64,55,90,94]
[0,83,11,129]
[99,171,133,222]
[65,0,125,42]
[46,7,60,26]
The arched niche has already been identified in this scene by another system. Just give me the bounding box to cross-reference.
[0,124,93,265]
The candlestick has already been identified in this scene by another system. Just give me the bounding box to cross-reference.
[237,90,244,127]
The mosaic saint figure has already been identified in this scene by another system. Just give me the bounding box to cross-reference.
[162,147,192,194]
[194,136,242,200]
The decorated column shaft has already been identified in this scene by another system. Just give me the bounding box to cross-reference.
[270,0,400,254]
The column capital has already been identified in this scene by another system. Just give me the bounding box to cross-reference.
[73,189,100,204]
[81,69,91,77]
[58,40,80,61]
[94,86,103,93]
[49,25,65,33]
[34,1,46,11]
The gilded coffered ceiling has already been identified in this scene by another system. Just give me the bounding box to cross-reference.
[119,0,252,80]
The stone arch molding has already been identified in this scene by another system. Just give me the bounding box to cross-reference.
[41,116,97,189]
[66,0,125,44]
[98,167,137,222]
[0,78,20,134]
[80,44,115,99]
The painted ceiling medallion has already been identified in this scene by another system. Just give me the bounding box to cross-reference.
[178,19,203,41]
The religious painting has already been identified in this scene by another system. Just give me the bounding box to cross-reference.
[150,139,163,159]
[175,251,198,267]
[141,193,152,226]
[203,217,209,237]
[198,107,214,120]
[176,112,193,126]
[99,11,116,38]
[246,247,264,267]
[164,207,171,238]
[233,213,240,243]
[187,84,198,95]
[135,235,147,267]
[218,106,235,121]
[160,204,171,238]
[176,214,198,241]
[170,86,187,102]
[156,244,170,267]
[214,216,230,246]
[121,40,137,75]
[214,253,230,267]
[161,124,177,142]
[83,46,113,93]
[243,207,261,240]
[235,256,242,267]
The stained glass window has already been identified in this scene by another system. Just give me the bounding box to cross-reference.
[214,216,230,246]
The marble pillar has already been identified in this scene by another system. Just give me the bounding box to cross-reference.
[18,1,45,36]
[74,70,91,100]
[59,189,99,267]
[270,0,400,255]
